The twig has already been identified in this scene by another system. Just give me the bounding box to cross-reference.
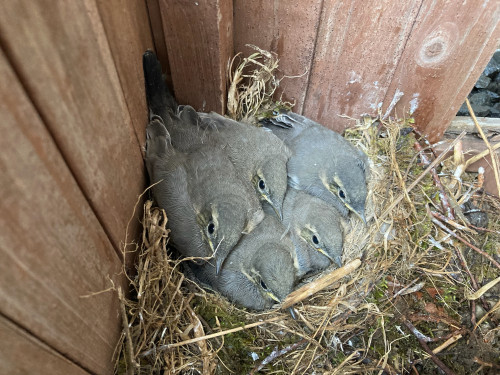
[139,316,282,356]
[415,141,454,219]
[403,320,456,375]
[430,210,472,233]
[432,334,463,353]
[464,141,500,169]
[431,216,500,271]
[249,339,307,375]
[118,287,137,375]
[466,98,500,197]
[379,132,466,221]
[281,258,361,309]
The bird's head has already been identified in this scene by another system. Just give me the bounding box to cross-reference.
[252,159,288,220]
[248,246,297,305]
[197,199,263,274]
[300,221,343,268]
[324,161,367,223]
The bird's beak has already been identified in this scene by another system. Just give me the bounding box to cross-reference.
[316,247,335,263]
[267,291,281,303]
[334,255,342,268]
[355,210,367,225]
[264,195,283,220]
[288,307,298,320]
[215,258,225,275]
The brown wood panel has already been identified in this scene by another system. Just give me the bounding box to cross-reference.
[0,317,90,375]
[303,0,423,133]
[0,48,124,375]
[158,0,233,113]
[233,0,323,114]
[386,0,500,142]
[0,0,145,253]
[146,0,173,90]
[96,0,155,146]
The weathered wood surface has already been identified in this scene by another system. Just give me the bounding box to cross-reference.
[304,0,423,133]
[96,0,155,146]
[233,0,323,114]
[0,0,145,254]
[158,0,499,139]
[0,48,124,374]
[158,0,233,113]
[0,317,90,375]
[147,0,174,90]
[388,0,500,142]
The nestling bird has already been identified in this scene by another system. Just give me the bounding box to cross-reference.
[187,215,298,311]
[262,111,369,222]
[281,188,344,278]
[145,117,264,273]
[143,50,290,219]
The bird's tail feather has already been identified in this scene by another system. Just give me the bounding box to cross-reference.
[143,50,177,120]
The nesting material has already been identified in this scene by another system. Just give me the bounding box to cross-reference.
[115,51,500,374]
[116,115,500,374]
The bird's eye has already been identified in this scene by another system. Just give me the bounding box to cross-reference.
[312,235,319,245]
[207,222,215,235]
[258,179,266,190]
[260,279,268,290]
[339,190,346,199]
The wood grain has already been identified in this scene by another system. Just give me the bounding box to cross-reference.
[0,0,145,253]
[0,316,90,375]
[0,48,124,375]
[158,0,233,113]
[386,0,500,142]
[146,0,173,90]
[96,0,155,146]
[233,0,323,114]
[304,0,423,133]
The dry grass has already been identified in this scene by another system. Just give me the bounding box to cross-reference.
[114,50,500,374]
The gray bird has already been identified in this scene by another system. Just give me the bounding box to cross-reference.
[281,188,344,278]
[262,111,369,222]
[145,117,264,273]
[143,51,291,219]
[187,215,298,311]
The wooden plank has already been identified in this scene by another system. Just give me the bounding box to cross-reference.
[303,0,423,133]
[158,0,233,113]
[0,316,90,375]
[0,48,124,375]
[96,0,155,146]
[233,0,323,114]
[146,0,174,90]
[0,0,145,253]
[447,116,500,135]
[386,0,500,142]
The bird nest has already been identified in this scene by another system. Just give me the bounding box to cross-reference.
[115,49,500,374]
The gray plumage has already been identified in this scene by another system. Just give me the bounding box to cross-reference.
[188,215,298,311]
[145,118,264,272]
[281,188,344,278]
[143,51,290,219]
[262,111,368,222]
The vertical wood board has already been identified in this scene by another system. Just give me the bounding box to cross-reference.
[158,0,233,113]
[0,48,124,375]
[0,317,90,375]
[233,0,323,114]
[0,0,145,253]
[386,0,500,142]
[96,0,156,147]
[304,0,423,133]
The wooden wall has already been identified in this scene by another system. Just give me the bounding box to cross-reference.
[0,1,153,373]
[158,0,500,142]
[1,1,499,374]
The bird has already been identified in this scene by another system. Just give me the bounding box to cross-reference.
[186,215,298,311]
[143,50,290,219]
[145,117,264,274]
[262,111,369,222]
[281,188,344,278]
